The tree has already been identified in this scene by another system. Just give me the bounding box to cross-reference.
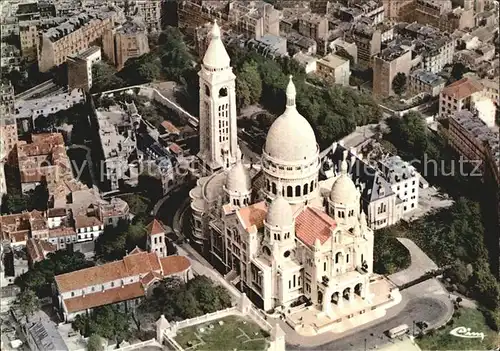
[449,62,468,83]
[87,334,104,351]
[392,72,407,96]
[30,181,50,211]
[18,289,40,322]
[456,296,463,307]
[91,63,125,93]
[236,61,262,110]
[73,306,130,345]
[16,251,94,296]
[1,190,30,214]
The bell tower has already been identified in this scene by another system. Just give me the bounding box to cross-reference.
[198,20,238,175]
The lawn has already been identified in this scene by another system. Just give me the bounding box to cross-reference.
[416,307,499,350]
[174,315,269,351]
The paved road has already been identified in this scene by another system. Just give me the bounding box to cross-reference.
[389,238,438,286]
[284,277,453,350]
[288,296,449,351]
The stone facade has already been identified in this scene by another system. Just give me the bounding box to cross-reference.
[189,22,401,335]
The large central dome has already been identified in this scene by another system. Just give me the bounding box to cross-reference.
[264,77,317,162]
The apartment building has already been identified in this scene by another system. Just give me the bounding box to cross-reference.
[408,69,446,97]
[19,17,66,61]
[0,82,15,116]
[439,77,484,118]
[178,0,280,40]
[297,12,328,40]
[132,0,162,31]
[447,110,499,177]
[373,46,412,97]
[382,0,415,20]
[414,0,474,33]
[481,77,499,106]
[16,133,74,193]
[322,143,403,230]
[339,0,385,25]
[1,44,21,72]
[378,156,420,214]
[350,23,382,66]
[54,250,191,321]
[67,46,101,91]
[316,54,350,86]
[38,10,117,72]
[13,88,85,121]
[102,19,150,71]
[94,104,139,191]
[0,119,18,163]
[401,23,455,74]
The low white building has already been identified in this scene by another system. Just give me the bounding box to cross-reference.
[472,97,497,128]
[292,52,317,74]
[378,156,420,214]
[54,250,191,321]
[316,53,350,86]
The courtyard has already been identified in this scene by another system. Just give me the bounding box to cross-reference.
[174,315,269,351]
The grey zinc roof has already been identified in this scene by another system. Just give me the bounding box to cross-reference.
[320,143,395,203]
[26,311,69,351]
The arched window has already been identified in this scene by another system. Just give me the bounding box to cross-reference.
[346,254,349,263]
[219,87,228,97]
[335,252,342,264]
[287,186,293,197]
[266,180,270,191]
[272,182,277,194]
[205,85,210,97]
[295,185,301,197]
[310,180,314,191]
[304,183,309,195]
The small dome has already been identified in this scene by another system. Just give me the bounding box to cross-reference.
[226,161,251,193]
[266,196,293,227]
[203,20,230,69]
[330,174,358,205]
[264,77,317,162]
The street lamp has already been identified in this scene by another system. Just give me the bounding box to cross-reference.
[412,320,416,336]
[364,338,367,351]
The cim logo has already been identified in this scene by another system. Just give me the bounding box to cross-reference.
[449,326,485,341]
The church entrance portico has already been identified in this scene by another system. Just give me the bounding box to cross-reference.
[286,277,402,336]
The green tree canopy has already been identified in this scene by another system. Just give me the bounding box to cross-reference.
[18,289,40,322]
[87,334,104,351]
[138,276,232,322]
[16,251,94,296]
[236,61,263,110]
[392,72,407,96]
[73,306,130,344]
[91,62,125,93]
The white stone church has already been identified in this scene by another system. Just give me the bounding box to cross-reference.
[190,21,401,335]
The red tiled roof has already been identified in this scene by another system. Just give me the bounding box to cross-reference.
[295,207,337,247]
[238,201,267,231]
[129,246,145,255]
[169,143,183,155]
[140,271,162,287]
[159,256,191,276]
[27,238,56,263]
[55,251,162,293]
[64,283,145,313]
[146,219,164,236]
[442,78,483,100]
[49,226,76,238]
[161,121,180,134]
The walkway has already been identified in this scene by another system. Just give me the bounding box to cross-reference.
[388,238,438,286]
